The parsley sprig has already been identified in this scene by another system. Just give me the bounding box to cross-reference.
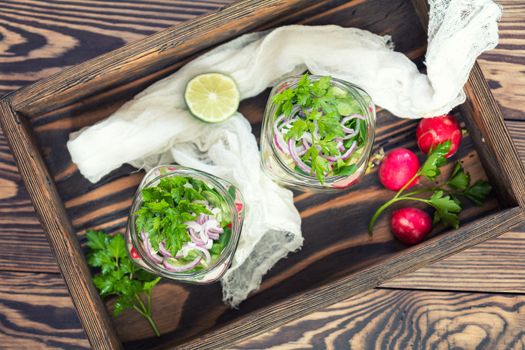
[368,141,492,234]
[135,176,225,256]
[272,74,367,183]
[86,230,161,336]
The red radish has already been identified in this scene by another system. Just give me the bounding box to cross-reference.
[379,148,420,191]
[391,207,432,245]
[416,114,462,158]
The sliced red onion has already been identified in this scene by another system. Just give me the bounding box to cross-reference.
[341,141,358,160]
[274,133,289,155]
[176,242,211,264]
[195,240,213,250]
[208,232,220,240]
[273,116,290,155]
[337,141,345,152]
[186,221,202,233]
[342,114,366,123]
[187,226,205,245]
[158,241,172,258]
[288,139,311,174]
[341,115,365,135]
[322,141,357,162]
[302,138,309,150]
[163,256,201,272]
[196,213,208,225]
[140,231,163,264]
[208,226,224,234]
[203,219,222,240]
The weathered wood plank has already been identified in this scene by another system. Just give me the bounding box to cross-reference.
[0,0,520,348]
[236,288,525,350]
[2,272,523,350]
[10,0,322,115]
[0,271,89,349]
[0,100,121,349]
[383,229,525,293]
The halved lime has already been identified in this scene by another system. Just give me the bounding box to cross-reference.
[184,73,240,123]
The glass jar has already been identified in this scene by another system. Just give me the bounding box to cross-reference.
[260,75,376,191]
[125,165,244,284]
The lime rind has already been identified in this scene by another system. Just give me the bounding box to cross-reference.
[184,73,240,123]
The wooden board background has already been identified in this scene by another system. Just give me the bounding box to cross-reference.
[0,0,524,348]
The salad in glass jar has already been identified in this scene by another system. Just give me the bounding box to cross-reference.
[261,74,376,191]
[126,165,244,284]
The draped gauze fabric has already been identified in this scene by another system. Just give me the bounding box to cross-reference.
[67,0,501,306]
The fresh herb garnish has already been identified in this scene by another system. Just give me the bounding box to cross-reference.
[272,74,368,183]
[368,141,492,234]
[135,176,225,256]
[86,230,161,336]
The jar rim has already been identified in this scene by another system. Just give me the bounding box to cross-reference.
[127,165,244,281]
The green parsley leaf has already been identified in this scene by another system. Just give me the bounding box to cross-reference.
[419,141,451,181]
[135,176,219,256]
[286,119,308,140]
[107,234,127,260]
[114,295,134,316]
[428,191,461,229]
[317,112,344,139]
[447,162,470,191]
[85,230,107,251]
[334,164,358,176]
[464,181,492,205]
[311,151,330,184]
[143,277,161,292]
[430,191,462,213]
[86,231,161,336]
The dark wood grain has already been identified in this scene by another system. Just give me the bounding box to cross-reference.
[0,271,89,349]
[0,0,520,348]
[10,0,320,115]
[478,0,525,121]
[2,273,524,350]
[462,63,525,208]
[236,289,525,350]
[383,229,525,292]
[0,100,121,349]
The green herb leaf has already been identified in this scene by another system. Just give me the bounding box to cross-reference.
[86,231,161,336]
[334,164,358,176]
[464,181,492,205]
[143,277,162,292]
[114,295,134,316]
[135,176,219,256]
[428,191,461,229]
[447,162,470,191]
[86,230,107,251]
[419,141,451,181]
[107,234,127,260]
[286,119,308,140]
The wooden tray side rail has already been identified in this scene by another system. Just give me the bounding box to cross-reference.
[10,0,318,118]
[1,0,525,349]
[0,97,122,350]
[411,0,525,208]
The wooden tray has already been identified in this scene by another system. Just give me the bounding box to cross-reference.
[1,0,524,349]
